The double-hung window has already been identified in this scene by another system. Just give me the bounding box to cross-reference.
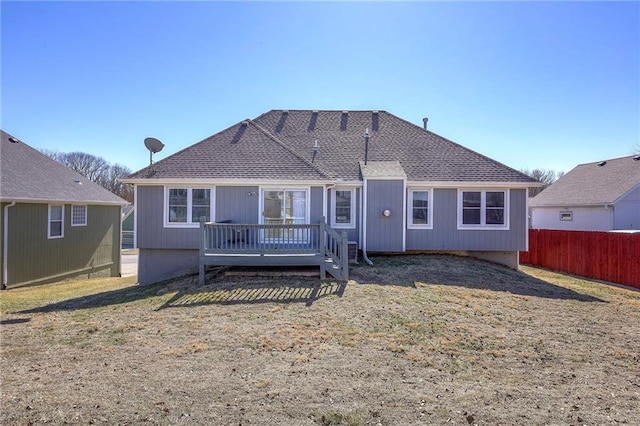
[48,205,64,238]
[71,205,87,226]
[407,189,432,229]
[165,187,214,227]
[458,189,509,229]
[331,188,355,229]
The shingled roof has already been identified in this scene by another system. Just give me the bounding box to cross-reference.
[127,110,537,184]
[1,130,127,205]
[530,155,640,207]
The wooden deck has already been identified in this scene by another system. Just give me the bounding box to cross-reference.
[199,218,349,284]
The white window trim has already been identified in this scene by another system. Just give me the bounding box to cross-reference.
[407,188,433,230]
[331,187,356,229]
[259,186,311,225]
[457,189,510,230]
[163,186,215,228]
[48,204,64,239]
[71,205,87,227]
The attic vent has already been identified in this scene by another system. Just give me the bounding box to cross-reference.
[308,111,318,131]
[8,137,19,143]
[340,111,348,131]
[372,111,379,132]
[634,155,640,161]
[597,161,607,167]
[276,111,288,133]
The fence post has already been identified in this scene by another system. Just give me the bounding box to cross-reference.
[341,231,349,280]
[319,217,326,279]
[199,216,206,285]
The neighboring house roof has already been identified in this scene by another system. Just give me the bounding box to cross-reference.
[126,110,538,184]
[530,155,640,207]
[1,130,128,205]
[122,204,135,219]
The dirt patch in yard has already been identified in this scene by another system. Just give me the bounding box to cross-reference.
[1,255,639,425]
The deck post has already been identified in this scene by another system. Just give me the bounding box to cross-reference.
[319,217,326,279]
[341,231,349,280]
[199,216,206,285]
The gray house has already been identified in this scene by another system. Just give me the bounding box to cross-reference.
[530,155,640,231]
[124,110,539,285]
[1,131,128,289]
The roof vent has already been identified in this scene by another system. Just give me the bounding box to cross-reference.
[597,161,607,167]
[634,155,640,161]
[282,110,289,114]
[8,137,19,143]
[422,117,429,130]
[241,120,249,126]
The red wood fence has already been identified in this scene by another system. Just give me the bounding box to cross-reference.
[520,229,640,289]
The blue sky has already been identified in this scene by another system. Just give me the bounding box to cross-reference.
[2,1,638,175]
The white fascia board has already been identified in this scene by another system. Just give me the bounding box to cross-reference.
[530,203,611,209]
[405,181,541,189]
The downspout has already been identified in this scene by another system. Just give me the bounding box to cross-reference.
[3,201,16,288]
[361,178,373,266]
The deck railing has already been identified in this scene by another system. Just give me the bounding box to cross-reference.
[199,217,348,281]
[202,222,322,254]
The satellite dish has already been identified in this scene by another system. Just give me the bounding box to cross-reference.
[144,137,165,154]
[144,137,165,170]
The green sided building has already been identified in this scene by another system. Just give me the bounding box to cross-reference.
[1,131,128,289]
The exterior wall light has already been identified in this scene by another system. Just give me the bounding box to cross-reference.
[382,209,391,217]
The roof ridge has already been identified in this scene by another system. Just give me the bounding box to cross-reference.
[247,119,335,179]
[577,154,640,166]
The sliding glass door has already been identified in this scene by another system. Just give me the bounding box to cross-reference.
[262,189,309,242]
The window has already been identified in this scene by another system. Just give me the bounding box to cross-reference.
[48,205,64,238]
[331,188,355,228]
[165,187,214,227]
[407,189,432,229]
[559,211,573,221]
[71,205,87,226]
[458,189,509,229]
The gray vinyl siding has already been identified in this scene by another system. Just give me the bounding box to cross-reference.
[3,202,120,288]
[136,185,326,251]
[406,188,528,251]
[366,180,404,252]
[216,186,259,223]
[310,186,324,223]
[136,185,200,249]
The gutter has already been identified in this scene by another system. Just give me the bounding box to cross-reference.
[3,201,16,289]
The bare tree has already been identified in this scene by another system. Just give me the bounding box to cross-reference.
[521,168,564,197]
[98,163,134,202]
[42,150,133,202]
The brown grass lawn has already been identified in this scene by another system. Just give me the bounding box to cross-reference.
[1,255,639,425]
